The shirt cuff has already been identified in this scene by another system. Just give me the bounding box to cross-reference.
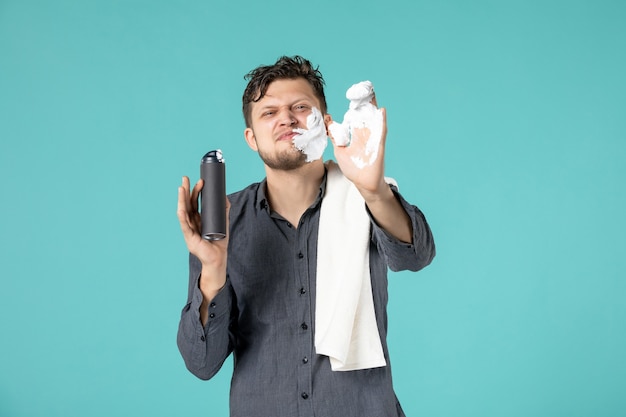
[189,275,232,333]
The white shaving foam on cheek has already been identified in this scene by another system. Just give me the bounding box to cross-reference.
[331,81,384,168]
[292,107,328,162]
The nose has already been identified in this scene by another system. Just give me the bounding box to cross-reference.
[278,107,297,126]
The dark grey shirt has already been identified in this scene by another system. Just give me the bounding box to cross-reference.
[177,172,435,417]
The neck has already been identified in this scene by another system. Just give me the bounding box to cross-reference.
[264,160,325,226]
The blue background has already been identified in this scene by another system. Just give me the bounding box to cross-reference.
[1,1,625,416]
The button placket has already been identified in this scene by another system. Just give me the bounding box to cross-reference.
[293,212,314,414]
[209,301,217,319]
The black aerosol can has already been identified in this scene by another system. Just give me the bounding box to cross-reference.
[200,150,226,240]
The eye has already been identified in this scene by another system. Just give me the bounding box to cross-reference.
[294,104,310,112]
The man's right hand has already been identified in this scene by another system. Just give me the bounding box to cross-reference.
[177,176,229,320]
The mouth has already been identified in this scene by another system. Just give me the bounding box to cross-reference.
[277,131,297,142]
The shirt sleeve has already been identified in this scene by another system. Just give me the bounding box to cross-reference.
[176,253,235,380]
[369,185,436,272]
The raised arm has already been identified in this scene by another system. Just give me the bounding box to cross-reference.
[176,176,234,379]
[330,107,412,243]
[177,176,229,324]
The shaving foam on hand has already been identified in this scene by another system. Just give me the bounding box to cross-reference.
[328,121,350,146]
[346,81,376,109]
[292,107,328,162]
[330,81,384,167]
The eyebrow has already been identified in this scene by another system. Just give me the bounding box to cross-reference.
[255,97,315,113]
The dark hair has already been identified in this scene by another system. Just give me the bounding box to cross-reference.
[242,55,327,128]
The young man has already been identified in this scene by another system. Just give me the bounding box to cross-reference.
[176,56,435,417]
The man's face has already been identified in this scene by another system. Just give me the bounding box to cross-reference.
[244,78,324,170]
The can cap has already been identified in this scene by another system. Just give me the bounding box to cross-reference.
[201,149,224,164]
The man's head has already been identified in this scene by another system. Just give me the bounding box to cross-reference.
[242,55,327,128]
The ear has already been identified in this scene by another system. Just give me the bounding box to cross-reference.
[323,113,333,136]
[244,127,258,151]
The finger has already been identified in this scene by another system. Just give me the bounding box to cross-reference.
[327,127,337,146]
[380,107,388,147]
[177,186,195,236]
[180,176,193,210]
[179,177,194,215]
[177,180,190,215]
[181,176,190,193]
[178,193,206,255]
[190,179,204,214]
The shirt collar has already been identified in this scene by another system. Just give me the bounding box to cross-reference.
[256,179,270,213]
[255,166,328,213]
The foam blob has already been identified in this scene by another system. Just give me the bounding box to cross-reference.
[329,81,384,167]
[292,107,328,162]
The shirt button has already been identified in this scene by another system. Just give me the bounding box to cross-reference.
[299,287,306,295]
[301,322,308,330]
[210,302,216,308]
[200,335,205,341]
[298,252,304,259]
[209,313,215,319]
[302,357,309,364]
[287,222,292,228]
[301,392,309,399]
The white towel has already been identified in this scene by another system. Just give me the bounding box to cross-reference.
[315,161,396,371]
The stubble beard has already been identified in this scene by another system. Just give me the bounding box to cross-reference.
[257,144,307,171]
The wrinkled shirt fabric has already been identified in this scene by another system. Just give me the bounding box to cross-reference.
[177,171,435,417]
